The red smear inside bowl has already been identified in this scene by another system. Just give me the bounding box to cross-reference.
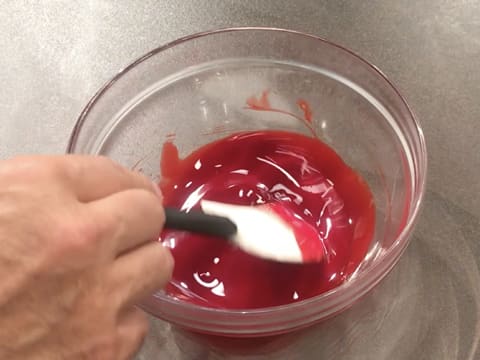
[159,130,375,309]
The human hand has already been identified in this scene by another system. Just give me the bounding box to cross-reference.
[0,155,173,360]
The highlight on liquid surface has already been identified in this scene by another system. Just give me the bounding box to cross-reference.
[160,130,375,309]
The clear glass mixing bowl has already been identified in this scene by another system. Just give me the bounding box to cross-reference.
[67,28,427,337]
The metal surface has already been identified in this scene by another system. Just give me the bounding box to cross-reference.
[0,1,479,359]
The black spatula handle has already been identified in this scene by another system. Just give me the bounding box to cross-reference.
[164,207,237,238]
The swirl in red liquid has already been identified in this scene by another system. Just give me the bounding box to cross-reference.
[160,130,375,309]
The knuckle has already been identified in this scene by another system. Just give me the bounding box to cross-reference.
[0,156,50,181]
[131,190,165,232]
[60,156,122,184]
[57,156,86,182]
[89,335,119,360]
[137,188,159,205]
[137,190,164,217]
[117,189,163,227]
[101,204,128,240]
[52,224,87,255]
[97,155,118,167]
[49,218,101,257]
[96,156,127,176]
[79,215,106,243]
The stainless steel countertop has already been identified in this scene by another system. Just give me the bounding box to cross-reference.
[1,1,479,359]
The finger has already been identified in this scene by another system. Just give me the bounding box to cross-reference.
[117,307,149,360]
[85,189,165,256]
[110,241,174,307]
[55,155,158,202]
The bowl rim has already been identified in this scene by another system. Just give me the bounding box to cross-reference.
[67,26,428,317]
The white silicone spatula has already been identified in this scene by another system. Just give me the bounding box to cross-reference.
[164,200,324,263]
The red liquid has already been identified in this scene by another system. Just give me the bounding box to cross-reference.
[160,130,375,309]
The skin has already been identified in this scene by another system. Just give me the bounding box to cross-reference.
[0,155,174,360]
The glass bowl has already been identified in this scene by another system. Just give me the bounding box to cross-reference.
[67,27,427,337]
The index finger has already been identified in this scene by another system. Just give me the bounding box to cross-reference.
[56,155,158,202]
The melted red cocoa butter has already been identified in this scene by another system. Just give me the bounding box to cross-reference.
[296,99,313,123]
[159,130,375,309]
[245,90,316,135]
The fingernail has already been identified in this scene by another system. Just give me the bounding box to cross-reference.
[151,182,163,200]
[164,247,175,272]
